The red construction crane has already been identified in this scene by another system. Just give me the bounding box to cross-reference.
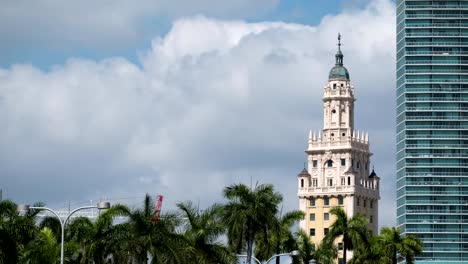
[152,195,164,223]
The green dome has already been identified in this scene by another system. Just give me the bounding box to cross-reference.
[328,33,350,81]
[329,65,350,80]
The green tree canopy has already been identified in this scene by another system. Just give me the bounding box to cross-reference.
[222,183,283,264]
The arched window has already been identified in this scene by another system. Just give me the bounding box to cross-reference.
[300,179,304,188]
[327,160,333,167]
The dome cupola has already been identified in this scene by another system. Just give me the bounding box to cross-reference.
[328,33,350,81]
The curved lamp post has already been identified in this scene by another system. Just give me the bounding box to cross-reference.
[265,250,300,264]
[18,202,110,264]
[236,254,262,264]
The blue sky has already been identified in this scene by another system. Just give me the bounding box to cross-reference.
[0,0,397,227]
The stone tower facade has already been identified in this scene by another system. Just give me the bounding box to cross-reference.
[297,35,380,262]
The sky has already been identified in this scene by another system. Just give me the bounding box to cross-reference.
[0,0,396,228]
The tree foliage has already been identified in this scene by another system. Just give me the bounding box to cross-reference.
[222,183,283,264]
[326,207,370,263]
[2,184,423,264]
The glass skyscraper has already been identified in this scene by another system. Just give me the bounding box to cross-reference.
[397,0,468,263]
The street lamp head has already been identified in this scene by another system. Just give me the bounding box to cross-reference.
[17,204,30,212]
[97,202,110,210]
[309,260,317,264]
[290,250,300,257]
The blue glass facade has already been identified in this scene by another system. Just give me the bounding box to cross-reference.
[397,1,468,263]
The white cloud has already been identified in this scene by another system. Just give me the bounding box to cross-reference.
[0,0,396,227]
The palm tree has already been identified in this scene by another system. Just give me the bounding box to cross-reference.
[326,207,369,264]
[222,183,283,264]
[348,236,389,264]
[377,227,423,264]
[314,239,338,264]
[295,229,315,264]
[20,227,60,264]
[66,204,128,263]
[115,194,186,264]
[177,201,234,264]
[39,216,61,243]
[0,200,43,264]
[254,210,305,264]
[0,200,22,264]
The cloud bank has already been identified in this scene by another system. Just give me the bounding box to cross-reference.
[0,0,396,227]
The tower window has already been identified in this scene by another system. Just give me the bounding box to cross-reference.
[313,179,318,187]
[357,161,360,169]
[370,200,373,208]
[310,213,315,221]
[300,179,304,188]
[342,133,346,136]
[313,160,318,167]
[341,83,344,87]
[324,197,329,206]
[327,160,333,167]
[310,198,315,207]
[348,177,351,185]
[338,196,344,205]
[333,83,336,89]
[327,178,333,186]
[341,178,345,185]
[332,109,336,114]
[341,159,346,166]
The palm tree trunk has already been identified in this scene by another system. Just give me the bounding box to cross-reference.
[247,228,254,264]
[392,246,397,264]
[275,242,280,264]
[343,241,347,264]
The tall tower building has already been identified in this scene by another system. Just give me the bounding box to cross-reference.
[298,35,380,263]
[397,1,468,262]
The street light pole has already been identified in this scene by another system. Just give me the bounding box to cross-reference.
[265,250,300,264]
[18,202,110,264]
[236,254,262,264]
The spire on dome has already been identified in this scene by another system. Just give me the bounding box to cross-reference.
[335,33,343,66]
